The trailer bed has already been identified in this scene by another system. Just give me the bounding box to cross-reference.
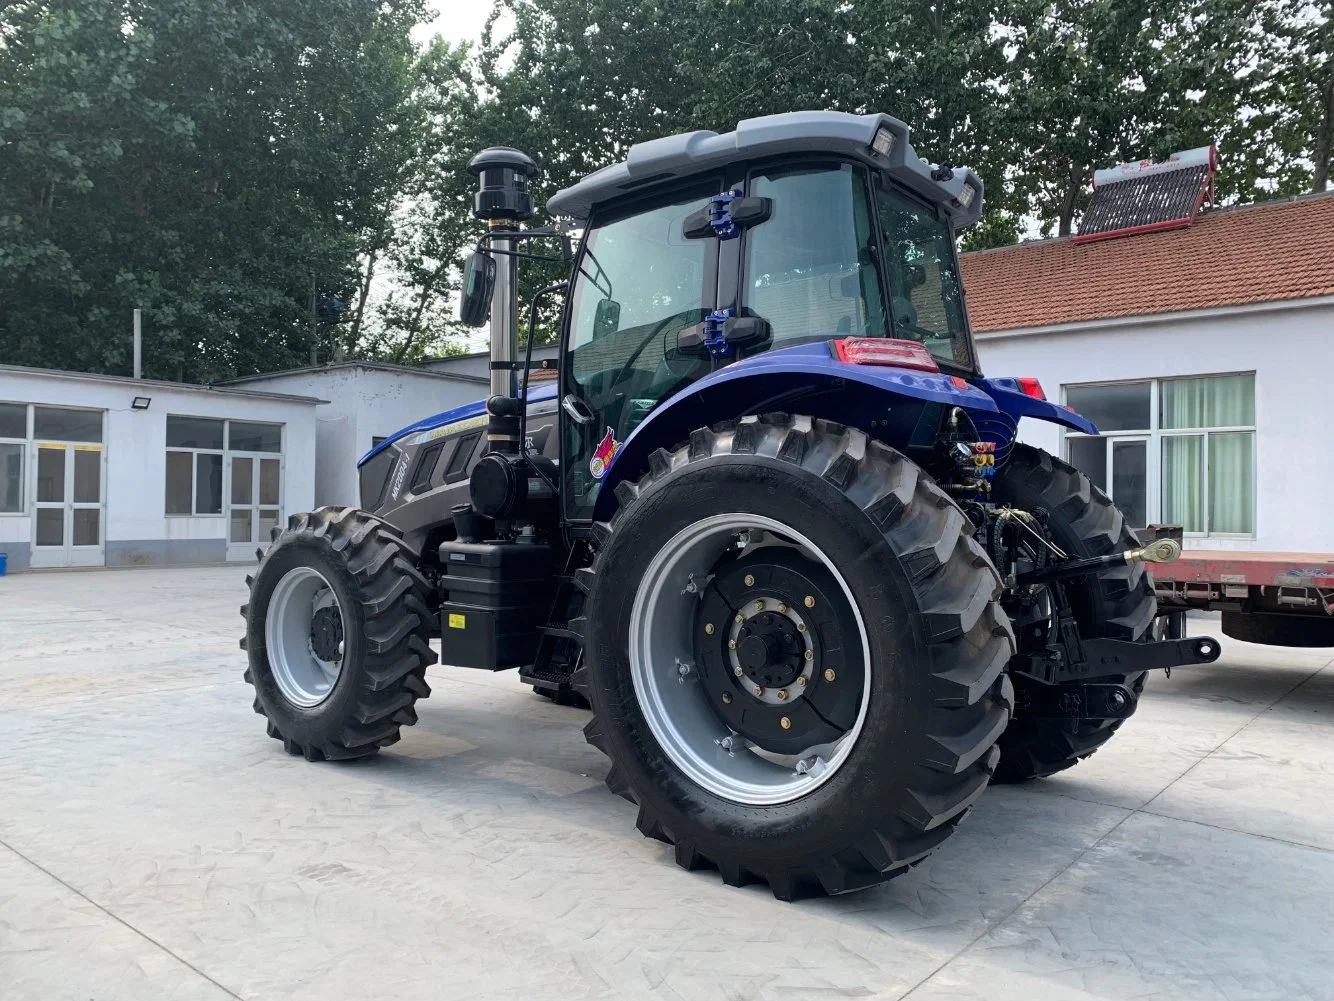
[1152,550,1334,589]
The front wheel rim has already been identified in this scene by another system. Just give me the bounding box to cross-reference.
[265,566,346,708]
[629,514,872,807]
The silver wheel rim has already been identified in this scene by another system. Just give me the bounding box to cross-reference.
[265,567,346,708]
[629,514,872,806]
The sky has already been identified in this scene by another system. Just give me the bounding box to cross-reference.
[412,2,508,49]
[372,4,514,354]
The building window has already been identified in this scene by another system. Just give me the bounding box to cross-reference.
[33,406,104,443]
[165,416,225,515]
[0,402,27,514]
[228,421,282,453]
[1063,374,1255,536]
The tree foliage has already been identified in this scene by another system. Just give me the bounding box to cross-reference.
[0,0,1325,379]
[0,0,429,381]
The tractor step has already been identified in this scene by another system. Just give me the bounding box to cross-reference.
[539,620,582,640]
[519,659,577,689]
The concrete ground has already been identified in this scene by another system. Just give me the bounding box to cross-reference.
[1,566,1332,1001]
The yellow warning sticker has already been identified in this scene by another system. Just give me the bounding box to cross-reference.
[448,613,466,629]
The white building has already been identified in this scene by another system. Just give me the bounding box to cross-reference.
[965,190,1334,553]
[221,347,560,508]
[0,365,320,572]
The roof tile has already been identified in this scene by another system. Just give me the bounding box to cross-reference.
[961,192,1334,333]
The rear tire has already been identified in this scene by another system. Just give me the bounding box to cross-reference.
[242,507,437,760]
[989,445,1155,783]
[578,415,1015,899]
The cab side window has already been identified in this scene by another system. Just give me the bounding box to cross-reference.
[745,164,885,344]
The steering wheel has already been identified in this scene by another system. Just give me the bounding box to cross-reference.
[604,308,705,395]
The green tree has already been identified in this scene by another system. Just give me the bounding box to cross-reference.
[0,0,428,382]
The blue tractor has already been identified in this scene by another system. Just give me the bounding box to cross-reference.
[242,111,1218,899]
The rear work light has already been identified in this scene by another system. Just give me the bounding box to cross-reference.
[832,338,940,373]
[1017,377,1046,400]
[871,126,897,157]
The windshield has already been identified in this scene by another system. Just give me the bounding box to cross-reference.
[875,183,975,369]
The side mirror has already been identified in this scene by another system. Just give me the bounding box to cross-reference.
[459,251,496,327]
[593,298,621,339]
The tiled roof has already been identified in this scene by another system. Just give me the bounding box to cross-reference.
[960,191,1334,334]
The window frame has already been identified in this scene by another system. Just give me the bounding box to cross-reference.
[0,402,33,516]
[868,171,979,374]
[1061,373,1257,539]
[559,178,722,524]
[165,416,284,518]
[738,156,887,352]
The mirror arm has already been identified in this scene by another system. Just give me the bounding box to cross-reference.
[478,247,570,265]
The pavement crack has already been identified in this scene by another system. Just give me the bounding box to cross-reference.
[0,837,245,1000]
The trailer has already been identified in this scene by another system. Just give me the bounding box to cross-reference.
[1151,546,1334,647]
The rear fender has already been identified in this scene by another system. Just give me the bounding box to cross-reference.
[979,378,1098,435]
[591,342,998,521]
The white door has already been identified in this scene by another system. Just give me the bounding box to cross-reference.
[31,442,105,568]
[227,453,282,560]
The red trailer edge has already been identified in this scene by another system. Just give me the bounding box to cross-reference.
[1149,546,1334,648]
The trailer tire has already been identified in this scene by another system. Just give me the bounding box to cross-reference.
[1221,610,1334,648]
[242,507,437,760]
[988,445,1155,783]
[578,415,1015,899]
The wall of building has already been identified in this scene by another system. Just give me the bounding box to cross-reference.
[233,366,487,507]
[975,298,1333,553]
[0,370,316,571]
[421,345,560,381]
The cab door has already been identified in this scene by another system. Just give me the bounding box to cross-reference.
[558,180,722,524]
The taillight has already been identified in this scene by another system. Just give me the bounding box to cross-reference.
[1017,377,1046,400]
[832,338,939,373]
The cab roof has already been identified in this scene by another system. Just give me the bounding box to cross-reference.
[545,110,983,227]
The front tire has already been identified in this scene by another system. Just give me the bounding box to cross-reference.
[578,415,1015,899]
[242,507,437,760]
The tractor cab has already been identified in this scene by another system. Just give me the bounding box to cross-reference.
[460,112,986,521]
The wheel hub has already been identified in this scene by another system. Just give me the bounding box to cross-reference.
[310,605,344,663]
[736,612,803,688]
[693,547,865,755]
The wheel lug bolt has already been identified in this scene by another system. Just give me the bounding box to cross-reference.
[824,668,836,682]
[797,676,807,687]
[734,666,743,677]
[744,573,755,587]
[797,622,806,632]
[735,614,744,624]
[776,690,788,702]
[804,649,814,661]
[754,599,764,611]
[780,716,791,730]
[804,595,815,608]
[753,685,764,697]
[705,623,714,635]
[777,602,788,613]
[728,639,737,650]
[722,692,732,704]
